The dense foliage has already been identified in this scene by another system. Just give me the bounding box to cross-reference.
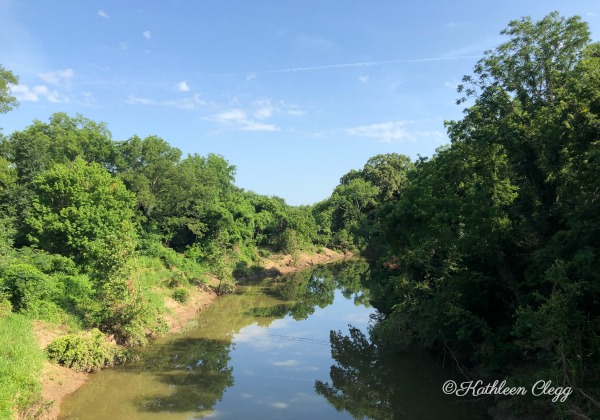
[319,12,600,418]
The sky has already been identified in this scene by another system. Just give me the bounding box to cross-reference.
[2,1,600,205]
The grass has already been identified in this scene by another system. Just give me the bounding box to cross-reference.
[0,313,44,419]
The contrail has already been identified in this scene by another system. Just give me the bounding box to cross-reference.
[210,55,482,76]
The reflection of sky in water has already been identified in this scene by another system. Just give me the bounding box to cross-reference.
[218,290,371,419]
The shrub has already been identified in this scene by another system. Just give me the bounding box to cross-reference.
[93,289,168,347]
[0,263,61,319]
[46,329,129,372]
[172,288,189,303]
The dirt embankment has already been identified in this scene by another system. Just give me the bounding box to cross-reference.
[28,247,349,420]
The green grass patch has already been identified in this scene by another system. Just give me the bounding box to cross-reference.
[0,314,44,419]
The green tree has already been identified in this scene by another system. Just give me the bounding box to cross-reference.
[5,113,115,183]
[24,157,137,279]
[114,135,181,218]
[365,12,600,417]
[0,65,18,115]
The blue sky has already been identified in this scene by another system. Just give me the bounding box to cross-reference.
[2,1,600,205]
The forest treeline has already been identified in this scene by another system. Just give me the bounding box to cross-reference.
[318,12,600,419]
[1,11,599,419]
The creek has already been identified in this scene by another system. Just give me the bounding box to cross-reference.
[59,261,486,419]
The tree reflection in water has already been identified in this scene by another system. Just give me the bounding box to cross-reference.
[130,337,234,416]
[315,327,394,419]
[316,326,488,420]
[249,260,371,321]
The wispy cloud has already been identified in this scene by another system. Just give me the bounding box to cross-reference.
[294,34,339,53]
[347,121,444,143]
[119,42,128,50]
[441,36,502,59]
[125,94,207,110]
[38,68,73,85]
[207,98,304,132]
[358,75,370,84]
[444,80,459,89]
[252,99,274,119]
[79,91,99,107]
[12,84,69,103]
[272,359,300,367]
[143,30,152,39]
[97,9,109,19]
[446,21,461,28]
[209,109,279,132]
[177,81,190,92]
[216,55,481,77]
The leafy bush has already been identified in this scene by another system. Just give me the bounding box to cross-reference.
[0,263,61,319]
[172,288,189,303]
[46,329,129,372]
[93,289,168,347]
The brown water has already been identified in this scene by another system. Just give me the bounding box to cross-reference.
[59,262,487,419]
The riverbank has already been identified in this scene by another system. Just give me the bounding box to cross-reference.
[27,247,350,420]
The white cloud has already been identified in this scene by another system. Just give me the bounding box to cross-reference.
[119,42,128,50]
[347,121,412,143]
[98,9,109,19]
[252,99,274,119]
[12,84,68,103]
[446,21,461,28]
[272,359,300,367]
[209,108,279,132]
[346,121,444,143]
[208,98,304,132]
[12,85,39,102]
[46,89,69,103]
[286,109,305,116]
[177,81,190,92]
[143,30,152,39]
[125,95,155,106]
[215,109,246,121]
[38,68,74,85]
[246,73,256,81]
[358,75,369,83]
[125,94,206,109]
[270,402,289,409]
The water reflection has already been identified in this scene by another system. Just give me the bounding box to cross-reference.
[131,338,234,415]
[249,260,371,321]
[316,327,488,419]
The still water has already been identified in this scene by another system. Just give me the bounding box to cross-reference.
[59,261,486,419]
